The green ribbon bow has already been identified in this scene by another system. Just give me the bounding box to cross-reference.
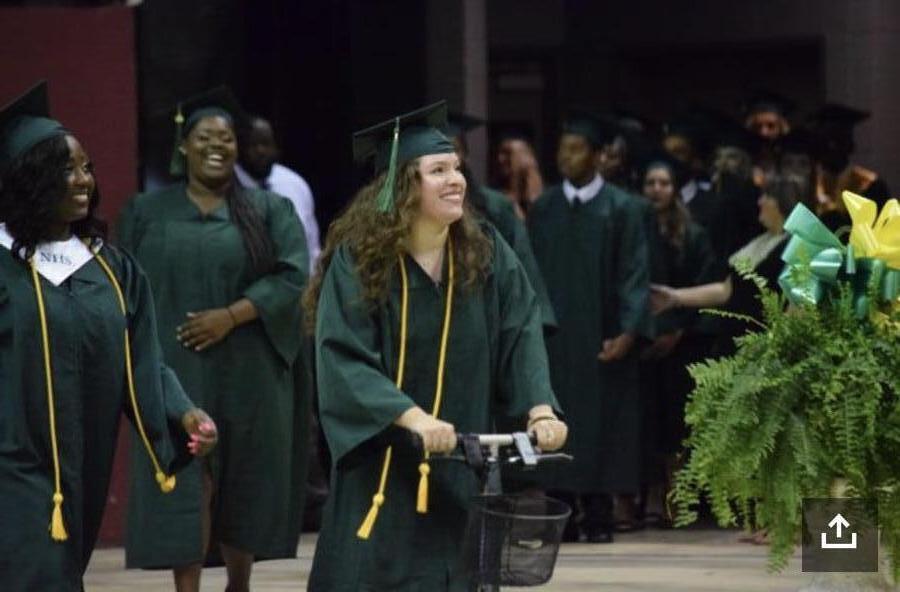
[778,199,900,318]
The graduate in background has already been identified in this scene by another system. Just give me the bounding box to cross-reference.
[809,103,891,230]
[636,153,717,529]
[446,111,557,332]
[303,101,566,591]
[651,174,809,356]
[529,110,651,543]
[742,90,795,185]
[704,109,765,254]
[606,107,659,193]
[492,127,545,219]
[235,114,321,270]
[118,87,309,592]
[778,128,819,213]
[0,82,216,592]
[662,114,734,267]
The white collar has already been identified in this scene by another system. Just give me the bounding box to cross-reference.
[562,173,604,205]
[0,224,98,286]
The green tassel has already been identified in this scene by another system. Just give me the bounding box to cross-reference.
[168,105,185,177]
[376,117,400,212]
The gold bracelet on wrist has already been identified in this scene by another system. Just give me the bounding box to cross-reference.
[226,306,238,329]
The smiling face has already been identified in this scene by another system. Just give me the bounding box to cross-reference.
[183,115,237,187]
[55,135,95,226]
[414,152,467,229]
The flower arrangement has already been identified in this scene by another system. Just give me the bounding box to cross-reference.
[673,192,900,576]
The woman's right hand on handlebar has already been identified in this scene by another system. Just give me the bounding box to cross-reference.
[394,407,457,454]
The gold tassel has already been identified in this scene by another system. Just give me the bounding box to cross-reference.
[416,462,430,513]
[94,252,177,496]
[356,493,385,540]
[49,493,68,541]
[156,471,177,493]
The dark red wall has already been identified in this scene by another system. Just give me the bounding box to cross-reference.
[0,6,138,220]
[0,6,138,545]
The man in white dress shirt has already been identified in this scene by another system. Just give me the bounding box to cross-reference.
[236,115,321,269]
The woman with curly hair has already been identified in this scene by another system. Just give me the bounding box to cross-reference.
[303,102,567,591]
[0,82,216,592]
[118,87,308,592]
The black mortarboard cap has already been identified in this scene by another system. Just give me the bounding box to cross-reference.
[562,108,619,148]
[742,89,796,118]
[0,81,67,170]
[169,86,246,176]
[446,111,485,138]
[352,100,455,211]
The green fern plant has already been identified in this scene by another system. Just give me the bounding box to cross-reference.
[673,266,900,576]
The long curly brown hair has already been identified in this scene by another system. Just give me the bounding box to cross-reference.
[302,159,493,333]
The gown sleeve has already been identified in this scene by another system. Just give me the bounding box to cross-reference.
[116,246,194,473]
[491,231,562,419]
[615,197,652,338]
[315,245,417,466]
[241,192,309,367]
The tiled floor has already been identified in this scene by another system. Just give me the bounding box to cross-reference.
[82,528,832,591]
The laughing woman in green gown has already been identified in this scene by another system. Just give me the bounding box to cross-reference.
[302,102,567,591]
[118,88,309,592]
[0,82,216,592]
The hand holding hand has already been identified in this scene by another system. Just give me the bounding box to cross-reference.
[598,333,636,362]
[650,284,680,315]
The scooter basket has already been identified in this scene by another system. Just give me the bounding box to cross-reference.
[459,494,571,587]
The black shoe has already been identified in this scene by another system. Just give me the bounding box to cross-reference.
[585,525,614,544]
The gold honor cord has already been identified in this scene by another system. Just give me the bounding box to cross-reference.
[29,248,177,542]
[29,262,68,541]
[357,237,455,540]
[93,253,176,494]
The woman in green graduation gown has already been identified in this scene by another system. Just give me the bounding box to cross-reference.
[302,101,567,591]
[0,82,216,592]
[637,156,717,528]
[118,88,308,592]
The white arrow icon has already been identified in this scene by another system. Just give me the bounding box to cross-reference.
[829,514,849,538]
[822,513,857,549]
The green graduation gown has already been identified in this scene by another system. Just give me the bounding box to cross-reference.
[308,226,560,592]
[467,182,558,332]
[117,184,309,567]
[0,243,193,592]
[642,222,718,463]
[528,183,651,494]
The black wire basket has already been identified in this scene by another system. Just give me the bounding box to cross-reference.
[459,494,572,587]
